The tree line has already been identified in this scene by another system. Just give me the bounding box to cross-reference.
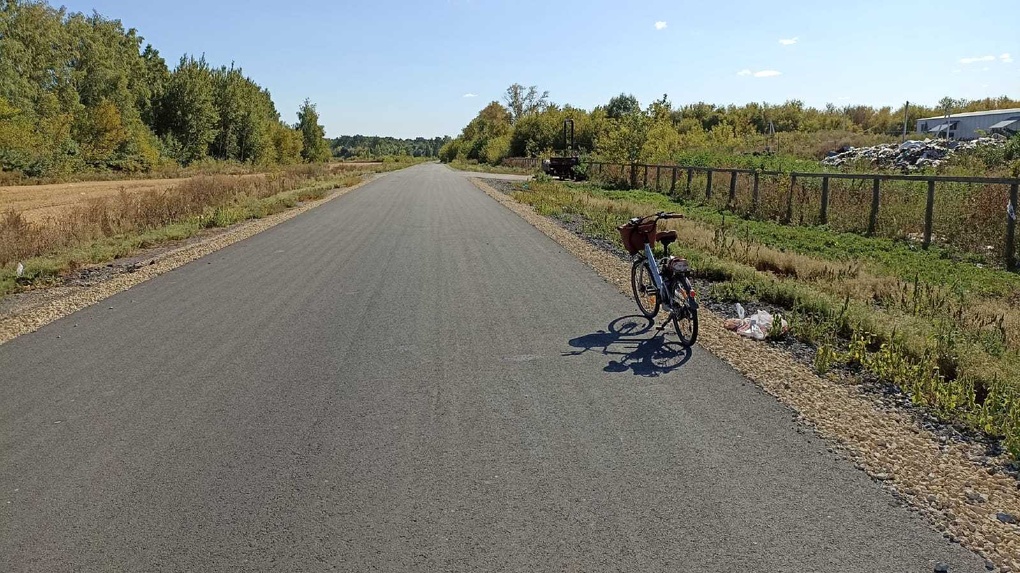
[0,0,331,177]
[331,135,450,159]
[440,83,1020,166]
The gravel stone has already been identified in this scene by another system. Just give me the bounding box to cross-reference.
[997,512,1018,525]
[966,490,989,504]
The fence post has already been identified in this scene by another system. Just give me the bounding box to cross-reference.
[785,174,797,223]
[752,171,761,215]
[655,166,661,192]
[728,171,738,208]
[630,163,637,188]
[642,165,648,188]
[1007,183,1019,270]
[706,169,713,199]
[670,167,677,194]
[820,176,830,225]
[686,168,693,194]
[923,180,935,249]
[868,179,880,236]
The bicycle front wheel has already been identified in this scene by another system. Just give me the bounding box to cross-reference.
[671,278,699,346]
[631,258,660,318]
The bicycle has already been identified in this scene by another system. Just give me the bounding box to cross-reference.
[617,212,699,347]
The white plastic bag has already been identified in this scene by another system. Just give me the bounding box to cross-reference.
[738,310,772,340]
[725,309,788,341]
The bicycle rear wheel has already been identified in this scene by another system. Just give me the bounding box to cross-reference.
[670,278,699,346]
[631,258,660,318]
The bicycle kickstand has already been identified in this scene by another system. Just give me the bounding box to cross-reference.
[655,313,671,332]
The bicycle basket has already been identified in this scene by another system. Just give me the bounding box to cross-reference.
[617,221,657,255]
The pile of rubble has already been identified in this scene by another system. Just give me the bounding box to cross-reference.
[822,137,1006,170]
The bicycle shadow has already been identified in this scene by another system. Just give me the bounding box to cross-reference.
[564,315,693,378]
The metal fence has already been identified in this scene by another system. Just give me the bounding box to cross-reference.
[585,161,1020,270]
[501,157,542,170]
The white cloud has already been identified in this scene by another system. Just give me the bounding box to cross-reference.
[959,55,995,64]
[981,67,990,72]
[778,37,798,46]
[654,21,667,30]
[462,93,477,98]
[1001,53,1014,63]
[737,69,782,78]
[952,69,962,74]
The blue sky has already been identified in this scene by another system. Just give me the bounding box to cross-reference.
[58,0,1019,138]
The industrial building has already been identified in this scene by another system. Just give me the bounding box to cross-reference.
[915,108,1020,140]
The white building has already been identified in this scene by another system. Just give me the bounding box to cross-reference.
[915,108,1020,140]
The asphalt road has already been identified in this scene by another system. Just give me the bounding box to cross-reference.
[0,164,986,572]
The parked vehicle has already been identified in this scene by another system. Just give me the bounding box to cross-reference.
[618,212,699,346]
[541,119,584,180]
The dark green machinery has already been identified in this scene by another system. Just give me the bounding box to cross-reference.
[542,119,583,180]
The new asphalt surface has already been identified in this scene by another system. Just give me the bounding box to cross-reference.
[0,164,986,571]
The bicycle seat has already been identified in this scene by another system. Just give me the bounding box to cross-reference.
[656,230,678,245]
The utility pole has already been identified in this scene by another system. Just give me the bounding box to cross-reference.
[902,101,909,142]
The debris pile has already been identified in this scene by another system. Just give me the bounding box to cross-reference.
[822,137,1005,170]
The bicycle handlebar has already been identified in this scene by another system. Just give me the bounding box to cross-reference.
[628,212,684,224]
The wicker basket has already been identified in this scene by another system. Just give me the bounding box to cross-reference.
[617,221,657,255]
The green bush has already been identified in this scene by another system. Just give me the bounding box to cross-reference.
[482,135,511,165]
[438,140,460,163]
[1005,134,1020,162]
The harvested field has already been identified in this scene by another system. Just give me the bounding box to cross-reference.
[0,165,377,222]
[0,174,262,223]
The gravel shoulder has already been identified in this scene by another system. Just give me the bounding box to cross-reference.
[471,176,1020,571]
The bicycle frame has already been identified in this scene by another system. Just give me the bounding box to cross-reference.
[641,243,670,303]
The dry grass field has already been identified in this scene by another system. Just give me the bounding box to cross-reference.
[0,177,193,222]
[0,161,384,222]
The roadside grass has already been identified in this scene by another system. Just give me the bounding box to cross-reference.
[588,165,1015,264]
[512,178,1020,457]
[0,163,402,297]
[447,159,537,176]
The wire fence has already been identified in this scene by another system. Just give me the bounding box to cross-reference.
[582,161,1020,269]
